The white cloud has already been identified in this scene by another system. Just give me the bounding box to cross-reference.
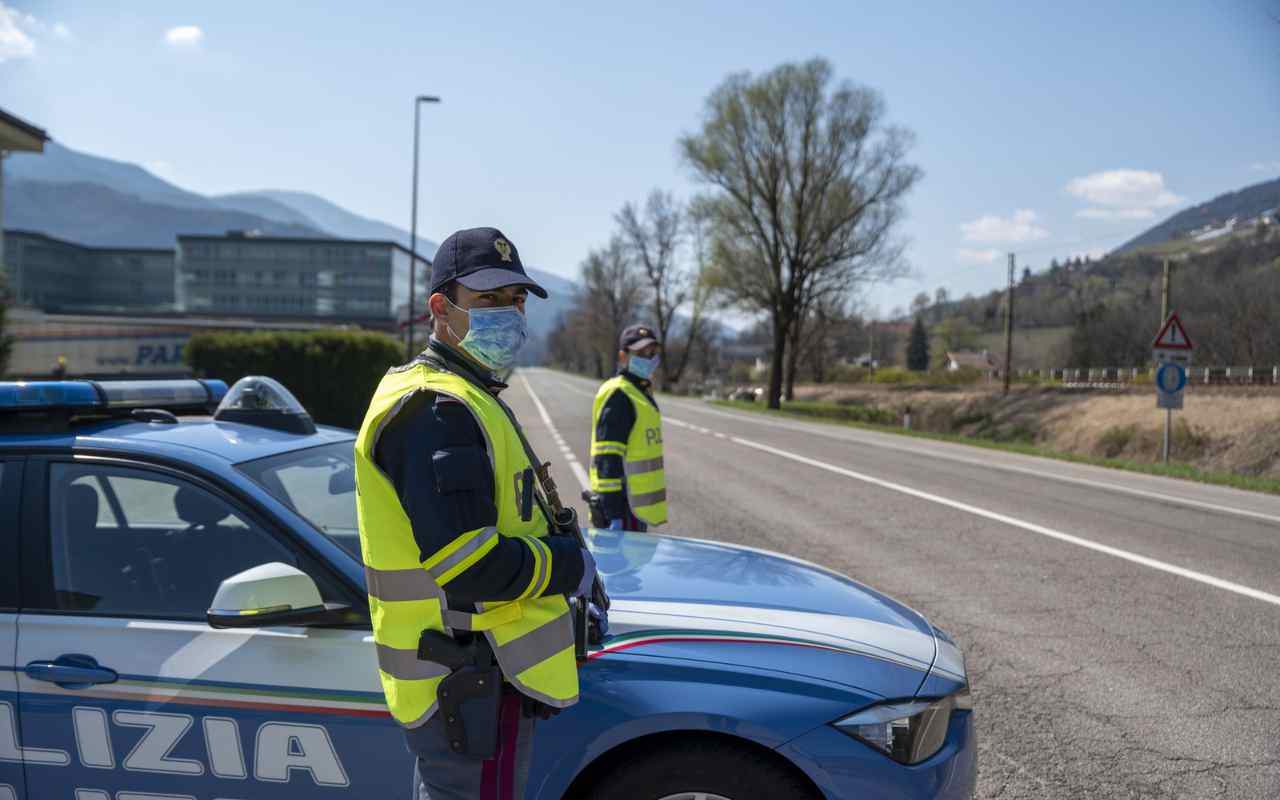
[956,248,1003,265]
[959,209,1049,244]
[0,3,36,62]
[1251,161,1280,173]
[164,25,204,48]
[0,5,74,59]
[1066,169,1183,220]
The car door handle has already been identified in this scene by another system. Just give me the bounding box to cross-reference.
[25,654,119,689]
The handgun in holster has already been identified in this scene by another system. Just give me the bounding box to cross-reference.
[581,490,609,529]
[418,630,501,760]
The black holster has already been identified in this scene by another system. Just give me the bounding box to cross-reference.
[418,630,501,760]
[581,490,609,529]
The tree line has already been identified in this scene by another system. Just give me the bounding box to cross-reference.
[546,57,921,408]
[912,225,1280,369]
[544,191,719,390]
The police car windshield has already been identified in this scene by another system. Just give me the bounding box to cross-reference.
[236,442,360,558]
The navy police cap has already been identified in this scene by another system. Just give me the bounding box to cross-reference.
[620,323,660,351]
[429,227,547,299]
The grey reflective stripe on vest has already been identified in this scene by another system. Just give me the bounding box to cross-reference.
[491,611,574,677]
[425,527,499,582]
[376,644,452,681]
[486,611,576,708]
[630,488,667,507]
[441,609,479,631]
[365,565,436,602]
[626,456,664,474]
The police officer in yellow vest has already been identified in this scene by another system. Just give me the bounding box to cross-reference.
[589,324,668,532]
[355,227,596,800]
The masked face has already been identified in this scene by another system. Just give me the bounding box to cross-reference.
[444,295,529,371]
[627,352,660,380]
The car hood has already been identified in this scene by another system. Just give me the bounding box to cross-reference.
[587,530,964,696]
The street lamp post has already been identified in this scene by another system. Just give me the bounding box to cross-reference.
[407,95,441,360]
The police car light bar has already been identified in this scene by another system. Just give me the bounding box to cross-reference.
[96,379,228,409]
[0,379,228,413]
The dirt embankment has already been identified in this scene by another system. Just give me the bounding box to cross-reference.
[794,384,1280,479]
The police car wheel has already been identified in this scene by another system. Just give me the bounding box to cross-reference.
[585,738,818,800]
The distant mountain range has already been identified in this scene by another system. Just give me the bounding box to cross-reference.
[5,180,321,247]
[1116,176,1280,253]
[2,141,577,361]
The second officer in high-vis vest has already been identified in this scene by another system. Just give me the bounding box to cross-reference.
[589,324,668,532]
[354,227,597,800]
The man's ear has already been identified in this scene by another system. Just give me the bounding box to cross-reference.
[428,292,449,319]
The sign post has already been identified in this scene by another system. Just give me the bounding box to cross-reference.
[1151,313,1193,464]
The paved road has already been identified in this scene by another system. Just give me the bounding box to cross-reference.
[508,368,1280,799]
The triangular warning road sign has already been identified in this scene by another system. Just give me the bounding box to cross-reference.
[1152,312,1193,350]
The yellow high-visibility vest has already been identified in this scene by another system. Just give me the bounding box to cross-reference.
[590,375,667,525]
[354,361,577,729]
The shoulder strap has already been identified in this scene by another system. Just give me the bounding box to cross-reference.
[419,355,564,521]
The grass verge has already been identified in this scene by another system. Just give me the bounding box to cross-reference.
[708,400,1280,497]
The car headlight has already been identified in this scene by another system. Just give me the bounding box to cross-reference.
[833,686,971,765]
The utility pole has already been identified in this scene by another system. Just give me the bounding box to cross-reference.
[868,320,875,377]
[1160,258,1172,325]
[1003,253,1015,395]
[1159,257,1173,464]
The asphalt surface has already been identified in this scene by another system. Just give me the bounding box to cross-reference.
[508,368,1280,800]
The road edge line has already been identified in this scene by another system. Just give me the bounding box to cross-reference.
[664,396,1280,526]
[661,416,1280,609]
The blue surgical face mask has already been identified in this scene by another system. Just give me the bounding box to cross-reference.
[446,297,528,371]
[628,353,659,380]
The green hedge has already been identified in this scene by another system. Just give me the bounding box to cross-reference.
[185,330,403,430]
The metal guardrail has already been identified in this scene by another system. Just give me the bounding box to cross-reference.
[1022,366,1280,386]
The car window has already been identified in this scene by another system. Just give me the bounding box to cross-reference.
[42,462,328,620]
[238,442,360,560]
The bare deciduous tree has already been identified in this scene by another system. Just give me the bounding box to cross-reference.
[578,237,647,377]
[681,57,920,408]
[617,190,715,389]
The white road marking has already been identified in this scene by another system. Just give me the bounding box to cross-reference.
[665,416,1280,608]
[519,372,590,491]
[537,368,1280,604]
[654,392,1280,527]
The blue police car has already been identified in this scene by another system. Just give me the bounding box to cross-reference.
[0,377,976,800]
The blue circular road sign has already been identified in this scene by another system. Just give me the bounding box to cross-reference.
[1156,362,1187,393]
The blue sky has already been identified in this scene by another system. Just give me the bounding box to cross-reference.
[3,1,1278,318]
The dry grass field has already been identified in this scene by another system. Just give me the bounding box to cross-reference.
[793,383,1280,479]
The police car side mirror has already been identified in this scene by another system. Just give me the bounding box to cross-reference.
[207,562,346,629]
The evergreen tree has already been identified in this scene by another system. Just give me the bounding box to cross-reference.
[907,315,930,371]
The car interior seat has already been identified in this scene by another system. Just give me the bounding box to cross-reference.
[169,485,294,612]
[58,482,135,611]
